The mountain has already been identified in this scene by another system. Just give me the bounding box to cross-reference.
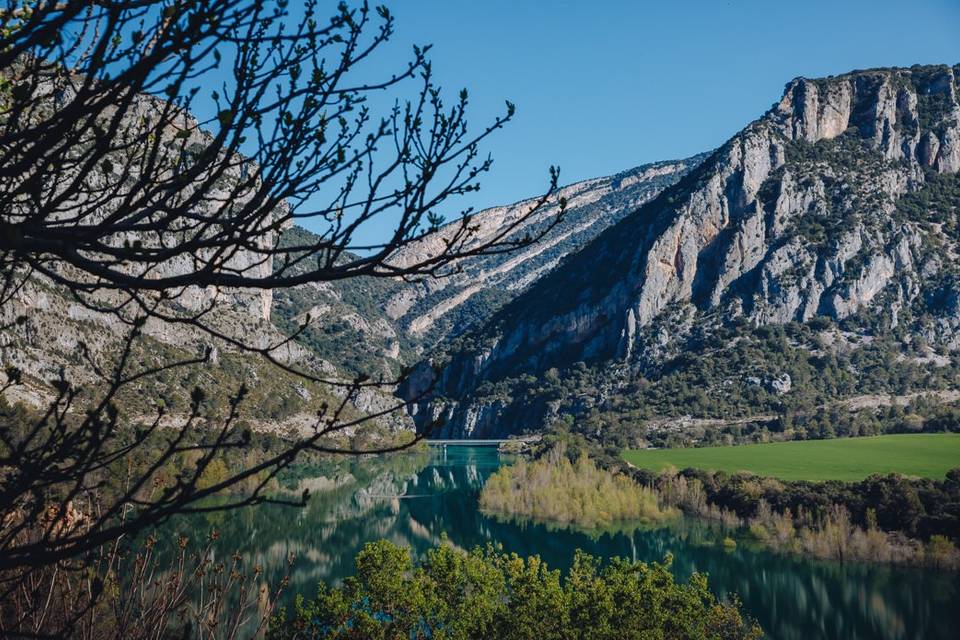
[405,64,960,441]
[2,67,701,433]
[271,156,703,378]
[16,63,960,444]
[0,83,381,432]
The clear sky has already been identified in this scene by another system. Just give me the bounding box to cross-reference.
[258,1,960,246]
[368,0,960,217]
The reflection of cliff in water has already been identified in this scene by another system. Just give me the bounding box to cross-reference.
[162,448,960,640]
[160,451,440,594]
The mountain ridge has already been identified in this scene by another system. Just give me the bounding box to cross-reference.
[271,155,705,378]
[405,63,960,440]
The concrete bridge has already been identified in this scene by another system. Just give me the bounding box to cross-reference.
[425,439,509,447]
[426,436,540,448]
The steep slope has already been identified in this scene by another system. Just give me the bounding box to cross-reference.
[1,238,368,429]
[0,83,386,431]
[271,156,703,378]
[408,64,960,439]
[3,66,700,431]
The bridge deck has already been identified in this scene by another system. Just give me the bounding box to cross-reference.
[426,439,508,447]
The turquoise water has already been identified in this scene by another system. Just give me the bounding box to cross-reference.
[165,447,960,639]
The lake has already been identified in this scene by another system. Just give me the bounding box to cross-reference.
[166,446,960,639]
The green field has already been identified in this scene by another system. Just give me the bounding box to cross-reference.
[622,433,960,482]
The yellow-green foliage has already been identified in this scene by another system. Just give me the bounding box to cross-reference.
[479,450,674,530]
[196,457,230,490]
[746,501,960,569]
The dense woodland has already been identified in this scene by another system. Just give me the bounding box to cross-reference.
[634,466,960,545]
[641,467,960,568]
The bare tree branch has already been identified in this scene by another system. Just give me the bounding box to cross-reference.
[0,5,563,628]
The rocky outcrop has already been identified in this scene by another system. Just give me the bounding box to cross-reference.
[384,156,704,343]
[410,64,960,438]
[0,87,403,430]
[273,156,704,379]
[30,79,281,323]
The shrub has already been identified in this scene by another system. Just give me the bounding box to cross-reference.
[268,541,762,640]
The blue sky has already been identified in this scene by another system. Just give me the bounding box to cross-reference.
[218,1,959,245]
[370,0,960,215]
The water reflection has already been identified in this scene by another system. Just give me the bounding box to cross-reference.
[162,447,960,640]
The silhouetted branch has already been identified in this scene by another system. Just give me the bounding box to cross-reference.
[0,4,561,629]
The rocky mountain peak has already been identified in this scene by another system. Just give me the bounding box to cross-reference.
[774,65,960,171]
[628,65,960,336]
[407,64,960,439]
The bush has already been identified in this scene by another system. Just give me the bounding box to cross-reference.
[268,540,762,640]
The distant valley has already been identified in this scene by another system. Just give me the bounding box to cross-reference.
[271,155,704,379]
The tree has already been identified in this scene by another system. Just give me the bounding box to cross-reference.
[267,541,763,640]
[0,0,565,621]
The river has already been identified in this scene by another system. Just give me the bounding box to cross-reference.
[164,446,960,639]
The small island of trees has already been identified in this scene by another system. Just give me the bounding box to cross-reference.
[480,444,675,530]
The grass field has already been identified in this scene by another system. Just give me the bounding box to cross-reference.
[622,433,960,482]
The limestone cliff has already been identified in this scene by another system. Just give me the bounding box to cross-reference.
[408,64,960,438]
[272,156,703,379]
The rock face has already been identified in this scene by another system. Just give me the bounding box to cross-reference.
[28,78,281,323]
[1,84,283,396]
[272,156,704,378]
[385,156,705,345]
[408,64,960,439]
[0,86,388,429]
[2,73,700,431]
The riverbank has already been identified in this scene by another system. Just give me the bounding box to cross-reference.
[625,457,960,570]
[482,433,960,570]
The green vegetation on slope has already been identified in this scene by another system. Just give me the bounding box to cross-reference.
[480,448,674,529]
[623,433,960,482]
[446,318,960,449]
[268,540,761,640]
[272,225,411,378]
